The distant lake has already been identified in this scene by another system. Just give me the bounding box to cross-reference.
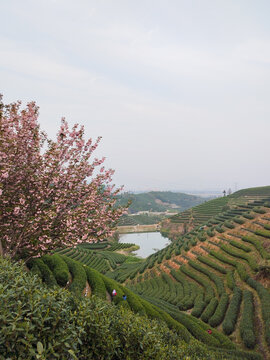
[119,232,171,258]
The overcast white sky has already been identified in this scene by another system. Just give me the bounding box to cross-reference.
[1,0,270,193]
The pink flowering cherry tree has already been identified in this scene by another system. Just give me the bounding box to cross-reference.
[0,96,127,260]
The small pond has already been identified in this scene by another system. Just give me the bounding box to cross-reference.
[119,232,171,258]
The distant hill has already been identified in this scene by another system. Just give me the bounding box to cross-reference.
[117,191,210,214]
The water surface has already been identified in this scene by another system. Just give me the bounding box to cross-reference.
[119,232,171,258]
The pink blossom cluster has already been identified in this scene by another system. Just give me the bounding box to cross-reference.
[0,96,127,259]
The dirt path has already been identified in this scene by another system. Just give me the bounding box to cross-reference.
[106,290,112,303]
[83,281,91,297]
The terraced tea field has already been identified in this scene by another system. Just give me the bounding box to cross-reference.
[161,186,270,240]
[125,200,270,359]
[27,187,270,359]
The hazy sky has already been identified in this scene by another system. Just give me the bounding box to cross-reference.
[1,0,270,192]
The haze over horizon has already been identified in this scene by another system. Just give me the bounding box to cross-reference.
[1,1,270,192]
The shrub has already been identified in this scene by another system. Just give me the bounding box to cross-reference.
[243,213,255,220]
[207,229,215,237]
[62,256,87,296]
[253,208,266,214]
[200,298,218,323]
[215,226,225,233]
[246,277,270,346]
[28,258,57,287]
[189,260,225,296]
[224,221,235,229]
[255,229,270,238]
[2,257,214,360]
[240,290,256,349]
[42,254,69,286]
[241,235,270,259]
[85,267,107,300]
[229,240,252,253]
[198,256,227,274]
[226,271,235,290]
[191,293,206,318]
[233,218,245,224]
[220,244,258,271]
[236,263,249,281]
[180,265,215,303]
[222,287,242,335]
[208,293,229,327]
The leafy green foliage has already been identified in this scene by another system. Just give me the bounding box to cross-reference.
[226,271,235,290]
[201,298,218,323]
[209,294,229,327]
[222,287,242,335]
[246,277,270,346]
[42,254,69,286]
[241,235,270,259]
[240,290,256,349]
[62,256,87,296]
[2,256,221,360]
[28,258,57,287]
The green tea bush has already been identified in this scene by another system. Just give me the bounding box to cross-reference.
[246,277,270,346]
[198,256,227,274]
[170,269,194,309]
[229,240,252,252]
[200,297,218,323]
[182,313,236,350]
[224,221,235,229]
[102,274,126,306]
[168,311,220,347]
[215,226,225,233]
[220,244,258,271]
[180,265,215,303]
[28,258,57,287]
[85,267,107,300]
[255,229,270,238]
[243,213,255,220]
[241,235,270,259]
[209,293,229,327]
[222,287,242,335]
[211,348,262,360]
[62,256,87,296]
[42,254,69,286]
[233,218,245,225]
[253,208,266,214]
[2,257,217,360]
[189,260,225,296]
[191,293,206,318]
[207,229,215,237]
[240,290,256,349]
[119,285,146,315]
[210,250,237,267]
[236,263,249,281]
[226,271,235,290]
